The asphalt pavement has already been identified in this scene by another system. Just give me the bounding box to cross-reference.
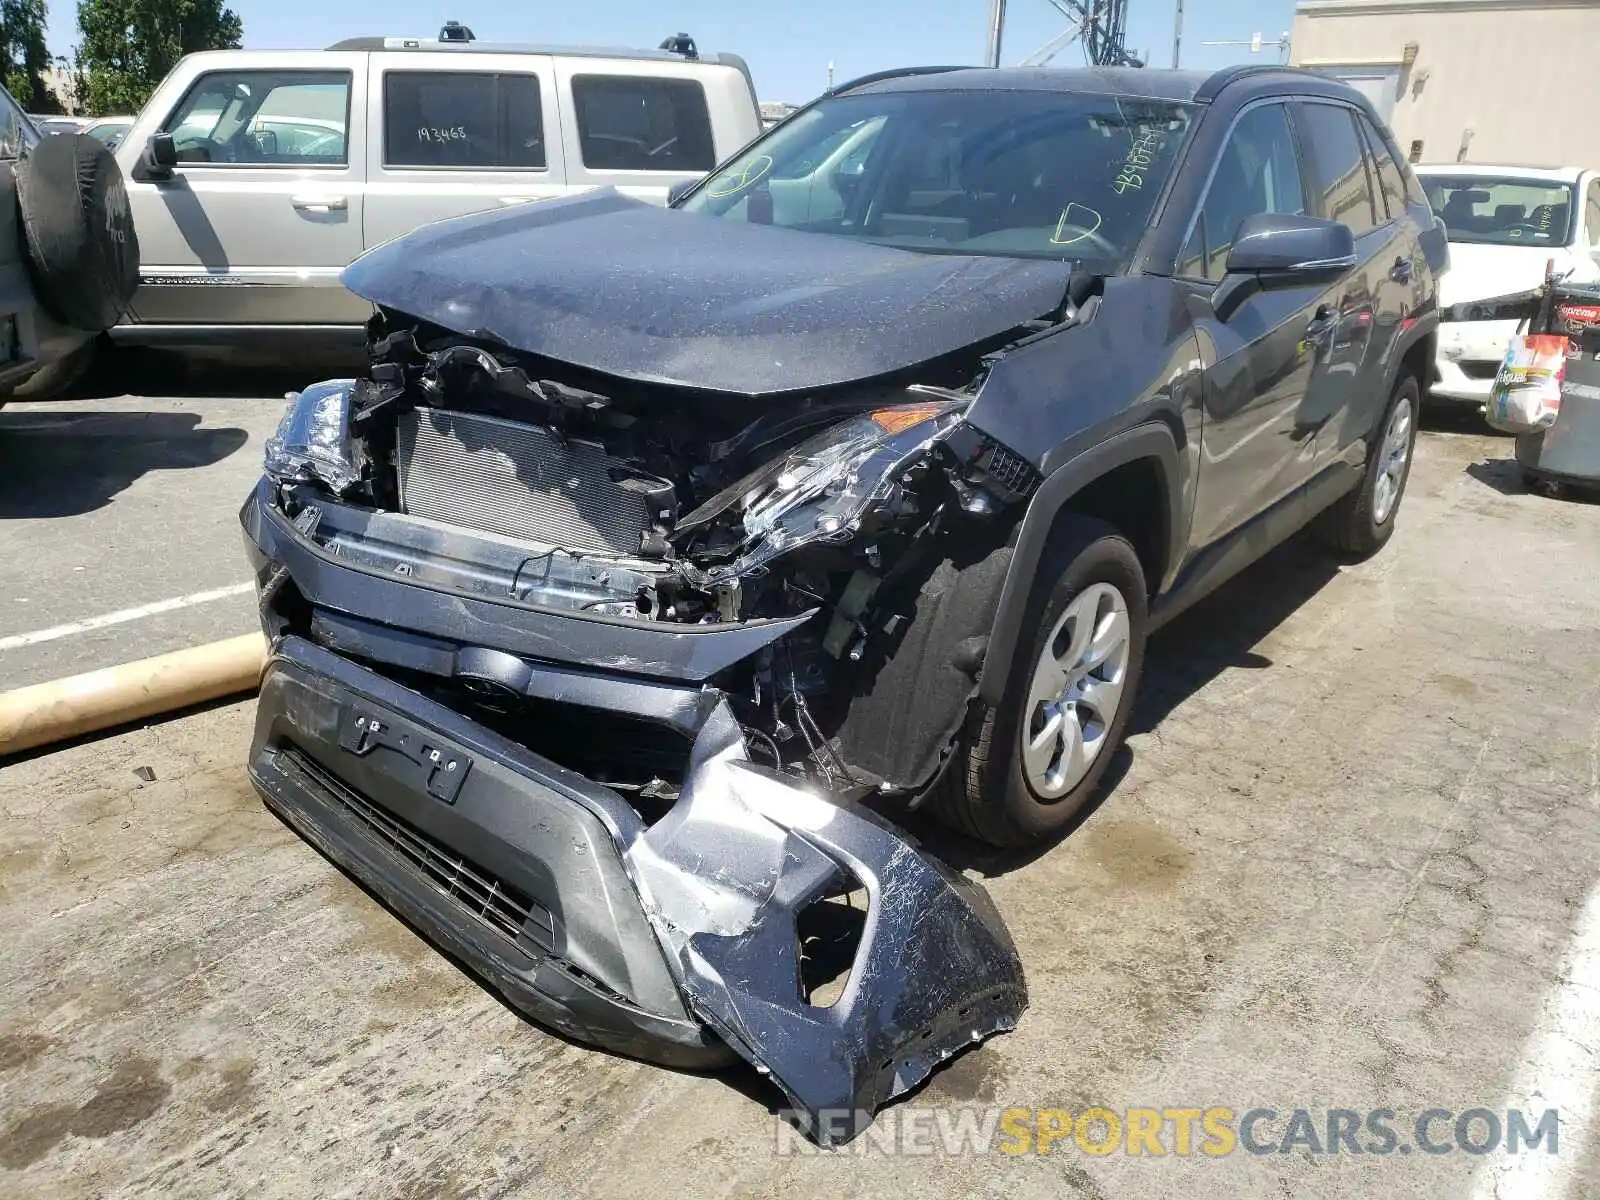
[0,355,349,690]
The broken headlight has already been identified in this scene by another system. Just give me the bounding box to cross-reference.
[263,378,360,495]
[687,399,967,579]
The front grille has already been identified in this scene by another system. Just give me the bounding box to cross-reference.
[398,407,652,555]
[280,745,556,956]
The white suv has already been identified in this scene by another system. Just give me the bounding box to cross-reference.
[109,29,761,352]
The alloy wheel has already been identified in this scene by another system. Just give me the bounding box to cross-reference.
[1021,582,1131,800]
[1372,398,1415,525]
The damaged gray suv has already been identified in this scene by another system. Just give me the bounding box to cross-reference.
[242,65,1443,1144]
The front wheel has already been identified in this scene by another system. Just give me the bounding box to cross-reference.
[930,516,1147,848]
[1312,372,1420,558]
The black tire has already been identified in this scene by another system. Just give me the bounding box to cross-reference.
[1312,372,1420,558]
[930,516,1147,848]
[14,133,139,332]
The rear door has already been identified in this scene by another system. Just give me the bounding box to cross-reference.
[1287,101,1393,467]
[126,54,369,327]
[1180,100,1327,551]
[553,61,728,205]
[363,52,566,250]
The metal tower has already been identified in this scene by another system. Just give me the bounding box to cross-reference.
[986,0,1143,69]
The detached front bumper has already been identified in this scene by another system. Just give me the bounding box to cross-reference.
[250,636,728,1066]
[242,483,1027,1144]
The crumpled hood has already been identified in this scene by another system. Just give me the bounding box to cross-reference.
[341,189,1077,397]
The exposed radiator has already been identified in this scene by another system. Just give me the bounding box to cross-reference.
[397,407,653,556]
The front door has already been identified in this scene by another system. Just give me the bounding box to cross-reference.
[125,55,369,328]
[1181,100,1330,551]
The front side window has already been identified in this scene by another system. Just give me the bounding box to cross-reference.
[1586,181,1600,251]
[384,72,545,169]
[1297,103,1379,238]
[681,88,1197,270]
[162,71,350,165]
[571,75,713,171]
[1177,103,1305,281]
[1417,174,1579,247]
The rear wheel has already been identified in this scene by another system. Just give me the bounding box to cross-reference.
[930,516,1147,848]
[1312,372,1419,558]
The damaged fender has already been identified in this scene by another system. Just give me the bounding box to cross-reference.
[625,699,1027,1146]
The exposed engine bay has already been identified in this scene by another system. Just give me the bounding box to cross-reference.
[248,287,1086,1142]
[264,309,1049,802]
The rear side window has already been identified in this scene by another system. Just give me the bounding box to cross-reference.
[571,75,714,171]
[1357,113,1408,221]
[384,72,545,169]
[1295,103,1379,237]
[1178,102,1305,281]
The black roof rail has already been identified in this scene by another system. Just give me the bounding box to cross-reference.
[1195,63,1318,102]
[828,64,972,96]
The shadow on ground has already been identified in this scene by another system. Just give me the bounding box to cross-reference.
[0,408,248,518]
[1465,456,1527,497]
[54,346,363,403]
[1466,454,1600,504]
[1420,402,1501,437]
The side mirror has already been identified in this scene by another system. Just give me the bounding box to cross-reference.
[667,177,698,207]
[1214,213,1356,321]
[137,132,177,181]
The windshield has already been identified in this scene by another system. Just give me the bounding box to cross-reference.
[1418,174,1577,247]
[679,89,1197,270]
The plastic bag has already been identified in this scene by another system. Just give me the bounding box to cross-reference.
[1486,333,1566,434]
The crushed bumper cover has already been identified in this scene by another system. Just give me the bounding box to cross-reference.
[248,633,1026,1144]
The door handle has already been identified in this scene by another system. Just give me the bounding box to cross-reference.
[291,194,347,212]
[1390,256,1413,283]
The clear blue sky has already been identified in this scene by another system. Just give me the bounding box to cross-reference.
[45,0,1300,105]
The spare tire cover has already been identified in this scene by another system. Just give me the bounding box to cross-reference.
[15,133,140,331]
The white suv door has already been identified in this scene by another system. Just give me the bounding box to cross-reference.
[363,52,567,251]
[126,52,369,330]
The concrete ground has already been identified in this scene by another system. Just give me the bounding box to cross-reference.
[2,406,1598,1199]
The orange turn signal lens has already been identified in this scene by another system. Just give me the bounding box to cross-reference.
[868,403,947,435]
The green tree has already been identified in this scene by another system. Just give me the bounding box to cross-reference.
[74,0,241,116]
[1,0,57,111]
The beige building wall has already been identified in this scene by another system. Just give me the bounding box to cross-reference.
[1290,0,1600,167]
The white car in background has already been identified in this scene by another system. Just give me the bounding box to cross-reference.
[81,115,136,148]
[106,27,761,354]
[1416,164,1600,404]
